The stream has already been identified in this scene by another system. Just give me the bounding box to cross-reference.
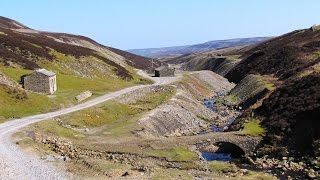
[203,90,241,133]
[201,90,242,161]
[201,152,232,161]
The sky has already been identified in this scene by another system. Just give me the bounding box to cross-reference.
[1,0,320,49]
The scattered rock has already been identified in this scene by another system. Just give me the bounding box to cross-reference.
[240,169,249,175]
[122,171,130,177]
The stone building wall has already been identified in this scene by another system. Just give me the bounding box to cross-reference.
[155,68,175,77]
[24,72,55,94]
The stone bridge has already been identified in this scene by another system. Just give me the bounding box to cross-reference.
[165,132,262,156]
[196,133,262,157]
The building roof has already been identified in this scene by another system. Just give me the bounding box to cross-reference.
[35,69,56,77]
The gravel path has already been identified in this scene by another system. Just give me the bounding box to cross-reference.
[0,70,180,180]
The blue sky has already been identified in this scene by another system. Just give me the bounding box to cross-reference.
[1,0,320,49]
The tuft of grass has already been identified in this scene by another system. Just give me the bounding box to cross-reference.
[310,51,320,61]
[241,118,266,136]
[314,51,320,57]
[299,70,313,78]
[208,161,238,173]
[299,63,320,78]
[264,83,276,91]
[224,95,239,105]
[148,147,198,162]
[314,62,320,71]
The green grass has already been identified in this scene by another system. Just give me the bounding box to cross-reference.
[314,51,320,57]
[148,147,198,162]
[241,118,266,136]
[57,74,134,92]
[0,86,56,121]
[32,120,85,139]
[208,161,238,173]
[132,88,175,110]
[63,101,141,128]
[0,67,32,82]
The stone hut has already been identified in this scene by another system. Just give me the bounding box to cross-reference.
[154,66,175,77]
[23,69,57,94]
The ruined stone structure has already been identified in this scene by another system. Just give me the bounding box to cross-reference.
[154,66,175,77]
[75,91,92,102]
[23,69,57,94]
[311,25,320,31]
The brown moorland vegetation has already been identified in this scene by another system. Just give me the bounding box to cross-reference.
[226,28,320,159]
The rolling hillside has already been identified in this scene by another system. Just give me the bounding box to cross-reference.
[177,26,320,160]
[225,27,320,158]
[0,16,157,120]
[128,37,271,58]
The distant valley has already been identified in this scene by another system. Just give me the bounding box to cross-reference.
[128,37,271,58]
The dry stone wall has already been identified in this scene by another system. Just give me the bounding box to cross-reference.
[24,72,51,94]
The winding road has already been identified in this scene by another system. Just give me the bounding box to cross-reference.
[0,70,179,180]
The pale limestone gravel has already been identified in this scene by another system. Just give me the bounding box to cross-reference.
[190,70,235,92]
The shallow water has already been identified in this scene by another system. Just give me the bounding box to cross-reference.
[204,98,241,132]
[211,117,237,132]
[201,152,232,161]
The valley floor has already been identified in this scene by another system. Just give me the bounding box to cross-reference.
[0,70,275,179]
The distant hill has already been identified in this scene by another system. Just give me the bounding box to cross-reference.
[128,37,271,58]
[0,16,159,72]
